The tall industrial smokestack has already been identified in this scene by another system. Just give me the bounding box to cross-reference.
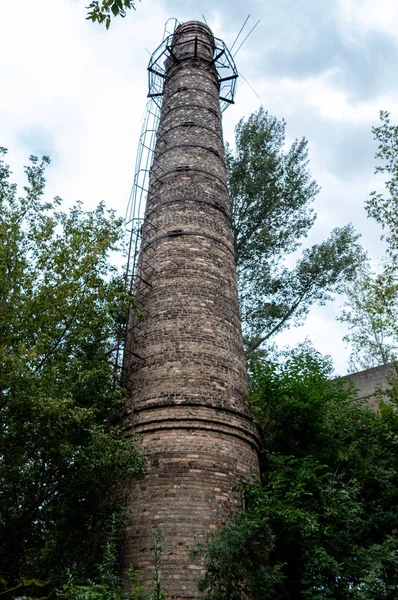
[122,20,260,597]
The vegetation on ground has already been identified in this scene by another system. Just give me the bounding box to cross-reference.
[0,148,143,596]
[197,345,398,599]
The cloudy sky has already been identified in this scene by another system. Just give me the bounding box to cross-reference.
[1,0,397,374]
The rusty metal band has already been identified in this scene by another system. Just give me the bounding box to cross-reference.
[145,197,231,222]
[161,102,221,121]
[152,166,228,191]
[134,301,241,330]
[166,63,219,88]
[154,143,225,163]
[156,121,224,145]
[141,230,234,256]
[166,86,218,101]
[132,286,240,316]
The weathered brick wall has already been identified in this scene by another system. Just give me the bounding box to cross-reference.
[122,21,260,598]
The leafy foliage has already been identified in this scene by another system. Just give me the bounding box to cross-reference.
[338,266,397,371]
[0,148,144,593]
[228,108,364,356]
[146,532,168,600]
[59,515,144,600]
[338,111,398,370]
[367,110,398,269]
[194,515,283,600]
[86,1,136,30]
[198,346,398,598]
[59,518,167,600]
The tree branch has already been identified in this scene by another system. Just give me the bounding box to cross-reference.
[245,292,308,357]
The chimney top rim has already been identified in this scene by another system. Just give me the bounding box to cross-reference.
[175,20,213,35]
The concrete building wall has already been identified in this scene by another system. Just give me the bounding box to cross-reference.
[344,364,393,408]
[121,21,260,598]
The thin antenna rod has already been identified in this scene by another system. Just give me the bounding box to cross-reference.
[230,14,250,52]
[233,19,260,58]
[202,14,208,26]
[238,70,260,99]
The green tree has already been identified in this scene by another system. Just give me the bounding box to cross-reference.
[338,266,397,371]
[0,148,143,595]
[229,108,364,356]
[367,110,398,271]
[366,110,398,340]
[337,111,398,370]
[198,345,398,598]
[86,1,136,29]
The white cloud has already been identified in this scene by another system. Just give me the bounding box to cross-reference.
[339,0,398,39]
[252,68,396,124]
[0,0,169,214]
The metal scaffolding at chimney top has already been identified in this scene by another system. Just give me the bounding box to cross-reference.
[125,19,238,288]
[118,19,239,376]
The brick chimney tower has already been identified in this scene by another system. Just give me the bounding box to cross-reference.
[122,20,260,598]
